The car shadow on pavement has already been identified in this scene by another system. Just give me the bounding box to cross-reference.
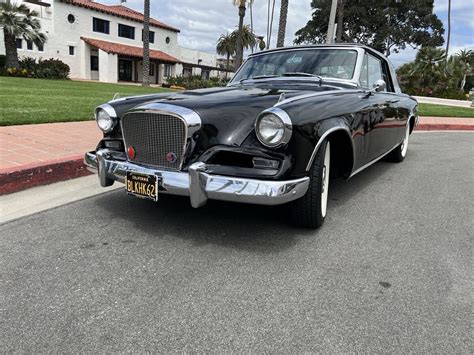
[92,160,397,252]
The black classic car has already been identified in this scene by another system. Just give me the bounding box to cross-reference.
[85,44,418,228]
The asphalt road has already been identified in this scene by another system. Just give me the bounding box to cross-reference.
[1,132,473,353]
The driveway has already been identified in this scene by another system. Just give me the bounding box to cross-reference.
[1,132,472,352]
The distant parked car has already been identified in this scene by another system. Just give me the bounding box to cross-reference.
[85,44,418,228]
[469,88,474,106]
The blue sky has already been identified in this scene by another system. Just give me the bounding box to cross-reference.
[103,0,473,67]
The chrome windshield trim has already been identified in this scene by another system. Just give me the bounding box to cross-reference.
[229,46,365,86]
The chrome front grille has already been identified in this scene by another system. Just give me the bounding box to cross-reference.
[121,112,187,170]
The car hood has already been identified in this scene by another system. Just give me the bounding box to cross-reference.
[146,85,333,147]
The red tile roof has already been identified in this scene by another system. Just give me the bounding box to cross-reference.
[62,0,180,32]
[81,37,180,63]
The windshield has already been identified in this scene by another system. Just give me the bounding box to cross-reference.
[231,48,358,84]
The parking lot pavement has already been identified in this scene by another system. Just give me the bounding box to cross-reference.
[1,132,473,353]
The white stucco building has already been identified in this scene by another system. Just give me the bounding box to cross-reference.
[0,0,225,83]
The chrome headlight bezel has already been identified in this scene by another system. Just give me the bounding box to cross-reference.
[255,107,292,148]
[95,104,117,133]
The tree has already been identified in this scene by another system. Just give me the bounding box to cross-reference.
[233,0,253,68]
[0,0,46,69]
[294,0,445,56]
[230,25,257,54]
[454,49,474,90]
[216,33,235,77]
[276,0,289,47]
[446,0,451,55]
[396,47,472,98]
[142,0,150,87]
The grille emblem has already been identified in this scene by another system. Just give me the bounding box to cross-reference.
[166,152,178,163]
[127,146,136,160]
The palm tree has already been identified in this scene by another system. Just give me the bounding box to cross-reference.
[216,33,235,78]
[446,0,451,55]
[276,0,289,47]
[454,49,474,90]
[142,0,150,87]
[0,0,46,69]
[233,0,253,69]
[231,25,257,54]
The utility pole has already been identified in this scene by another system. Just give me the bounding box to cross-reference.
[326,0,337,44]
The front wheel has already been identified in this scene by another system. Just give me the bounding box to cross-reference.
[290,140,330,228]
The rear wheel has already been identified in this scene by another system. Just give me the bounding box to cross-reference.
[387,122,410,163]
[290,140,330,228]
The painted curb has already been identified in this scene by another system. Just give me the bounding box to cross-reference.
[0,155,91,196]
[415,124,474,131]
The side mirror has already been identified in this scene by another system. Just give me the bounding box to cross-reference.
[372,79,386,93]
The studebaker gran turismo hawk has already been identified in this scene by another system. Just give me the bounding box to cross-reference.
[85,44,418,228]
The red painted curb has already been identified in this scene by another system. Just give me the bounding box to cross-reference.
[0,155,91,195]
[416,124,474,131]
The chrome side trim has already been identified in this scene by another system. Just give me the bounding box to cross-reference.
[84,151,310,208]
[305,127,353,172]
[349,143,399,178]
[255,107,293,148]
[274,89,363,107]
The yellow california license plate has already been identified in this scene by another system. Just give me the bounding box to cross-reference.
[126,171,158,201]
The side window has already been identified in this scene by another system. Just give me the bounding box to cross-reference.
[359,53,384,91]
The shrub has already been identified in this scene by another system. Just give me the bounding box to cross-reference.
[166,75,229,90]
[4,67,31,77]
[3,57,71,79]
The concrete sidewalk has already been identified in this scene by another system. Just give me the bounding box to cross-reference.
[1,116,473,195]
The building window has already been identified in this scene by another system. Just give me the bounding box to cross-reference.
[90,55,99,71]
[37,43,44,52]
[142,30,155,44]
[16,39,22,49]
[69,46,75,55]
[93,17,110,34]
[67,14,75,24]
[164,64,172,77]
[165,36,170,44]
[118,24,135,39]
[149,63,155,76]
[183,67,192,78]
[27,41,33,50]
[201,70,210,80]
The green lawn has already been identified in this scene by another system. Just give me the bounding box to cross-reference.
[418,103,473,118]
[0,77,172,126]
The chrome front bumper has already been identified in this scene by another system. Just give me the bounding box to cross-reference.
[84,150,309,208]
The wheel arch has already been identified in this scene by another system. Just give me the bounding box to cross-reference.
[305,124,354,179]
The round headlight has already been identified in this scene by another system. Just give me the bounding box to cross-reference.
[255,108,292,148]
[95,106,116,133]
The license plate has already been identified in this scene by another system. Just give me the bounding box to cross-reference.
[126,171,158,201]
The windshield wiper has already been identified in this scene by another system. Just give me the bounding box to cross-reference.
[239,75,280,83]
[282,72,323,85]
